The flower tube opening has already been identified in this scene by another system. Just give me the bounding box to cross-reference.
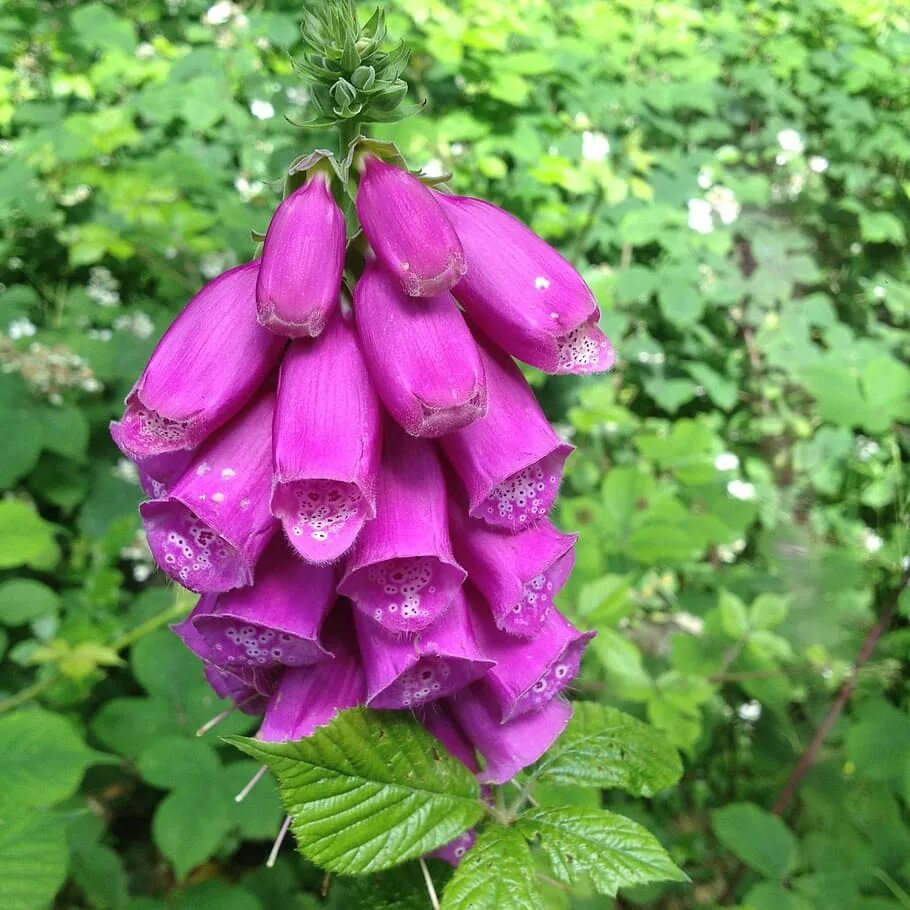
[355,590,493,709]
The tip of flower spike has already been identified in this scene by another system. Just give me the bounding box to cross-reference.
[555,319,615,374]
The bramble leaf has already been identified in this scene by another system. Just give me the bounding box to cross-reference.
[531,702,683,796]
[226,707,484,874]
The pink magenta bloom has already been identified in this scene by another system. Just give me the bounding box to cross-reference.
[449,502,576,638]
[111,262,284,460]
[440,340,573,531]
[471,603,594,722]
[448,686,572,784]
[436,193,614,374]
[258,609,366,742]
[256,172,346,338]
[271,315,382,563]
[356,155,466,297]
[338,422,466,633]
[173,603,276,705]
[191,536,335,671]
[416,702,479,772]
[354,589,493,710]
[354,258,486,437]
[430,830,477,867]
[140,389,278,593]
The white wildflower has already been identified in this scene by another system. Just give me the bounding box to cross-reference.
[714,452,740,472]
[581,130,610,163]
[727,479,756,501]
[777,129,804,153]
[688,198,714,234]
[250,99,275,120]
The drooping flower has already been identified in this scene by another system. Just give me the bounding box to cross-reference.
[338,421,466,632]
[140,389,277,593]
[356,155,466,297]
[354,589,493,709]
[354,257,486,437]
[258,608,366,742]
[173,605,276,705]
[449,504,576,637]
[435,193,614,374]
[111,262,284,460]
[440,339,573,531]
[190,535,336,672]
[448,686,572,785]
[271,315,382,563]
[256,171,346,338]
[470,603,595,722]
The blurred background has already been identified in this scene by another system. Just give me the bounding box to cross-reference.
[1,1,909,908]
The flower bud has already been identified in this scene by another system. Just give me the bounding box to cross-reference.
[471,603,594,722]
[111,262,284,460]
[436,194,615,374]
[355,589,493,710]
[256,172,346,338]
[338,422,466,633]
[354,258,486,437]
[448,686,572,785]
[439,340,573,531]
[356,155,465,297]
[449,501,576,638]
[140,389,278,593]
[271,316,382,563]
[191,536,336,672]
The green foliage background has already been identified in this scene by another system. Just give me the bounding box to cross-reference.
[1,0,909,907]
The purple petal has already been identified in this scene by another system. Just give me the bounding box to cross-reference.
[429,830,476,867]
[173,602,276,699]
[256,172,346,338]
[356,155,465,297]
[111,262,284,459]
[192,536,336,671]
[437,193,615,374]
[471,604,594,722]
[415,701,479,772]
[448,685,572,784]
[258,608,366,742]
[355,589,493,710]
[354,258,487,437]
[271,315,382,563]
[141,389,278,593]
[135,448,196,498]
[439,340,573,531]
[450,501,576,638]
[338,423,466,633]
[203,666,270,715]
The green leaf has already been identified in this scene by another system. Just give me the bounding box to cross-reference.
[138,737,222,791]
[0,500,58,569]
[711,802,798,878]
[859,211,906,245]
[442,826,543,910]
[0,798,69,910]
[0,708,111,807]
[152,785,232,879]
[67,812,129,910]
[226,707,484,874]
[0,578,59,626]
[517,806,687,897]
[173,880,263,910]
[531,702,683,797]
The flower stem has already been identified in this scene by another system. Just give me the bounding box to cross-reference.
[337,120,361,159]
